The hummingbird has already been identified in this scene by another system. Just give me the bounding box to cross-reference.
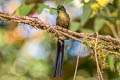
[53,5,70,77]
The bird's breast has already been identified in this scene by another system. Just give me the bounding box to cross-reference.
[57,13,69,28]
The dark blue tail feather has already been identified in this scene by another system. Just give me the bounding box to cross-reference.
[54,41,61,77]
[59,40,64,77]
[54,40,64,77]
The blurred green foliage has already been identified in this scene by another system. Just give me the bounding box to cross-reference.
[16,3,35,16]
[80,4,92,27]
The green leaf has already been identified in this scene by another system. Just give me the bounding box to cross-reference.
[70,21,80,31]
[16,4,35,16]
[80,4,92,26]
[37,4,49,14]
[107,54,115,72]
[94,18,105,32]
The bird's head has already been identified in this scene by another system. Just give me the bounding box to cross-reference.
[52,5,66,13]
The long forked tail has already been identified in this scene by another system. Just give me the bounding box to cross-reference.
[54,40,64,77]
[54,41,61,77]
[59,40,64,77]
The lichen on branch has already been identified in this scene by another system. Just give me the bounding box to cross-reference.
[0,12,120,63]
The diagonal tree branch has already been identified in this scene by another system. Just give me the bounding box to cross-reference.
[0,12,120,57]
[0,12,120,44]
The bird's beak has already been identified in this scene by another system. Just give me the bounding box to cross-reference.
[52,8,57,10]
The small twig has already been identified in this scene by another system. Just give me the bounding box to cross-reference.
[100,41,120,50]
[59,31,84,43]
[55,27,95,40]
[73,49,80,80]
[102,49,120,56]
[55,26,120,44]
[94,32,104,80]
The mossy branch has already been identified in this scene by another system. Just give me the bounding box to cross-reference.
[0,12,120,57]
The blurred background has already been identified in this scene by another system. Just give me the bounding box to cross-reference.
[0,0,120,80]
